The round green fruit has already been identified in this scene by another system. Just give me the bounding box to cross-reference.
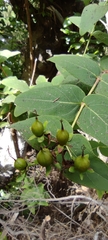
[37,148,53,167]
[31,119,44,137]
[56,129,69,146]
[14,158,27,170]
[74,154,90,172]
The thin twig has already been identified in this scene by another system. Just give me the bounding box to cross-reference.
[53,204,91,233]
[0,195,107,209]
[30,58,37,86]
[10,129,20,158]
[0,212,19,240]
[40,215,51,240]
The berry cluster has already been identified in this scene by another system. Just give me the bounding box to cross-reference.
[14,118,90,173]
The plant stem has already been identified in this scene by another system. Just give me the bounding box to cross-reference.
[66,146,73,159]
[83,27,94,55]
[83,34,91,55]
[60,119,64,130]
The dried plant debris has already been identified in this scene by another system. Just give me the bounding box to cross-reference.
[0,169,108,240]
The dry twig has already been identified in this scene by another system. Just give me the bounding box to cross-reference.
[40,215,51,240]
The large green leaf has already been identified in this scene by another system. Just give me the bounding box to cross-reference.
[11,116,73,149]
[95,73,108,98]
[80,3,108,35]
[50,55,100,86]
[2,76,29,92]
[14,84,85,122]
[78,94,108,145]
[65,134,108,191]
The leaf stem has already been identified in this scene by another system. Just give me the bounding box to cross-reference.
[72,77,100,128]
[72,102,85,128]
[87,77,100,96]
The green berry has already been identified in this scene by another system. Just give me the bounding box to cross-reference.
[31,119,44,137]
[37,148,53,167]
[74,154,90,172]
[14,158,27,170]
[56,129,69,146]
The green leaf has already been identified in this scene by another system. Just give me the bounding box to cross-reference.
[68,133,93,157]
[93,31,108,45]
[78,94,108,145]
[95,73,108,98]
[98,143,108,157]
[2,66,13,77]
[11,116,73,149]
[65,170,108,191]
[52,74,64,85]
[0,49,20,59]
[2,94,16,103]
[0,55,7,63]
[14,84,85,122]
[16,172,26,183]
[65,134,108,191]
[0,232,7,240]
[0,103,10,115]
[0,122,9,128]
[50,55,100,86]
[28,203,36,214]
[64,16,81,28]
[82,0,91,6]
[2,76,29,92]
[36,75,47,84]
[90,140,108,158]
[89,140,99,156]
[96,189,105,199]
[100,56,108,70]
[20,184,49,206]
[62,75,79,85]
[80,3,108,35]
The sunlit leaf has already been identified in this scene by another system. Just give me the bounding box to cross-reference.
[2,76,29,92]
[0,49,20,59]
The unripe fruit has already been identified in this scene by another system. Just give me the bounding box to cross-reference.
[14,158,27,170]
[37,148,53,167]
[31,119,44,137]
[56,129,69,146]
[74,154,90,172]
